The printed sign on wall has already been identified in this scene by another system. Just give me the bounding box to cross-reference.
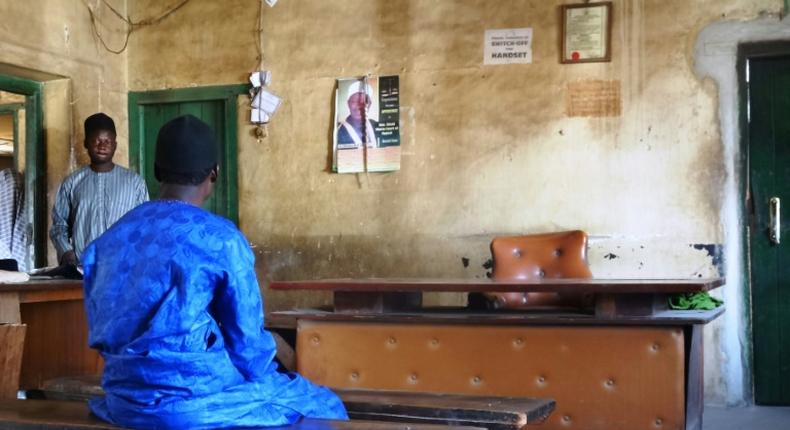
[484,28,533,65]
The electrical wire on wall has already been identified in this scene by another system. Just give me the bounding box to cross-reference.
[252,0,268,140]
[82,0,193,54]
[248,1,284,139]
[256,0,265,71]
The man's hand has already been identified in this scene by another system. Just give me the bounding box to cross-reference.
[60,250,78,266]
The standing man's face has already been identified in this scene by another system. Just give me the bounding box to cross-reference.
[85,129,117,165]
[347,92,369,120]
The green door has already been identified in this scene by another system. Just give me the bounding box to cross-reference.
[749,56,790,405]
[137,100,227,215]
[129,86,246,224]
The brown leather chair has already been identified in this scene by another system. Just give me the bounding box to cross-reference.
[485,230,593,308]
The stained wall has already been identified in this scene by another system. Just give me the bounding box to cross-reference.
[4,0,783,405]
[125,0,785,404]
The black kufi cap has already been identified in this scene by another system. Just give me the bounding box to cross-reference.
[84,113,116,136]
[155,115,218,174]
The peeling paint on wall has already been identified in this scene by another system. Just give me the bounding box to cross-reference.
[690,243,725,276]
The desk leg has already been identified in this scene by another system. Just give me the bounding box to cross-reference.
[0,293,21,323]
[685,324,704,430]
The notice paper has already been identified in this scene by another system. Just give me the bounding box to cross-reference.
[249,71,272,88]
[250,88,281,124]
[484,28,533,65]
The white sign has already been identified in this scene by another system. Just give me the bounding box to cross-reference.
[484,28,532,65]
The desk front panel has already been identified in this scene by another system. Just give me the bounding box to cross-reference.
[297,321,685,430]
[19,299,102,389]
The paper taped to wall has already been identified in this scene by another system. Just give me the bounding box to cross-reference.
[251,88,281,123]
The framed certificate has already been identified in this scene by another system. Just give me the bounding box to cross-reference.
[561,2,612,63]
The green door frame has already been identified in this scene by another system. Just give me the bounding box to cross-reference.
[738,41,790,403]
[128,84,248,225]
[0,75,46,268]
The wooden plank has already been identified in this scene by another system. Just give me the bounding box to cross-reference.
[42,376,102,402]
[272,331,296,372]
[0,292,21,323]
[270,278,724,294]
[0,324,26,400]
[0,400,480,430]
[269,306,725,328]
[40,379,551,428]
[0,400,115,430]
[337,389,554,428]
[18,287,82,304]
[269,419,485,429]
[0,280,83,295]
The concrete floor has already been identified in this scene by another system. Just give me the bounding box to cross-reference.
[703,405,790,430]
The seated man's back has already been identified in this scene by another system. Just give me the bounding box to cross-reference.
[82,115,346,429]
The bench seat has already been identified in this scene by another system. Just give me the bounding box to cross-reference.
[0,399,486,430]
[40,376,554,429]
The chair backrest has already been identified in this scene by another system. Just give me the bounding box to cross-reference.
[488,230,592,307]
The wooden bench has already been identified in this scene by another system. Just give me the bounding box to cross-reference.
[40,376,554,429]
[0,399,487,429]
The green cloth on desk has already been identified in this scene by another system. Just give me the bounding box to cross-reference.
[669,292,723,310]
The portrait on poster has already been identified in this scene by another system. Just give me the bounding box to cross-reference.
[561,2,612,63]
[333,75,401,173]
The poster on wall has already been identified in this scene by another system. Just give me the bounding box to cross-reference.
[333,75,401,173]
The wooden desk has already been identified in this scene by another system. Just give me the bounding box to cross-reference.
[270,277,724,318]
[270,278,724,430]
[0,281,100,389]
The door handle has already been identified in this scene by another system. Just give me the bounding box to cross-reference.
[769,197,780,245]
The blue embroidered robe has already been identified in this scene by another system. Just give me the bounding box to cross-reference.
[82,201,347,429]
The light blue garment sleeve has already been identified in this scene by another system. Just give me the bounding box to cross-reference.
[212,232,278,381]
[50,179,73,260]
[134,174,149,204]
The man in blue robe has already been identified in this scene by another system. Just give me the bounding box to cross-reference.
[82,115,347,429]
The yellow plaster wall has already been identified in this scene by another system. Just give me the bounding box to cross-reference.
[129,0,781,312]
[0,0,130,265]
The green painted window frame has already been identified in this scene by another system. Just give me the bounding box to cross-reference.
[0,75,46,268]
[128,84,249,225]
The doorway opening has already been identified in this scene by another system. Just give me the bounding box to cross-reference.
[0,75,44,270]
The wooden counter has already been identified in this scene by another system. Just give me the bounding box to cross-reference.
[0,280,100,390]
